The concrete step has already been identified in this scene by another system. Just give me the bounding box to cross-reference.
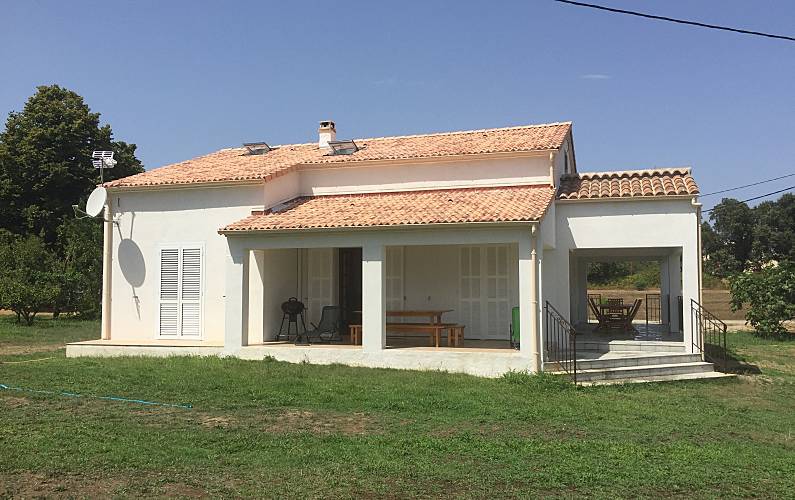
[576,361,715,383]
[571,353,702,371]
[577,340,686,353]
[582,371,735,386]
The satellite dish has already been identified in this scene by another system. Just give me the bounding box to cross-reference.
[85,186,108,217]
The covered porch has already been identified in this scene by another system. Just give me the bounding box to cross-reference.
[568,247,688,347]
[221,223,545,375]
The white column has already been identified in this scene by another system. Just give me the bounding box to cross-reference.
[659,257,671,327]
[362,242,386,352]
[574,258,588,325]
[682,242,699,353]
[247,250,266,345]
[668,251,683,333]
[224,242,249,353]
[519,228,540,371]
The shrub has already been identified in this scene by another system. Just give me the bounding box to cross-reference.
[729,263,795,338]
[0,234,61,325]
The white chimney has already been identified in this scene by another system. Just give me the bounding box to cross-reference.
[318,120,336,150]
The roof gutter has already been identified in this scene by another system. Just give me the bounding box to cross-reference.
[104,178,269,193]
[218,220,540,236]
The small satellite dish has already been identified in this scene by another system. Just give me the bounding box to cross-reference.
[85,186,108,217]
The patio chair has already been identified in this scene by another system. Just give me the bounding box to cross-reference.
[305,306,342,344]
[625,299,643,331]
[588,297,609,332]
[606,298,624,306]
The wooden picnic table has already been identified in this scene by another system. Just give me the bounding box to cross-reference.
[386,309,453,324]
[349,310,458,347]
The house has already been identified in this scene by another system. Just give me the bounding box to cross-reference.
[67,120,725,382]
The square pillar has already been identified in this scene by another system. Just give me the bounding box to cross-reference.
[682,243,699,352]
[518,228,540,371]
[668,251,683,333]
[224,242,249,353]
[247,250,266,345]
[659,258,671,326]
[574,258,588,325]
[362,242,386,352]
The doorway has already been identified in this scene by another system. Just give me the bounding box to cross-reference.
[338,247,362,331]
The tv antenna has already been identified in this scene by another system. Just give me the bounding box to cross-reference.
[92,150,117,183]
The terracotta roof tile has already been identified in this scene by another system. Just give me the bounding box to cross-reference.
[557,168,699,200]
[220,185,556,232]
[106,122,571,188]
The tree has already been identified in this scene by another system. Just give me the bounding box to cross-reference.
[54,218,103,318]
[0,85,143,243]
[0,233,61,325]
[752,194,795,265]
[703,198,756,277]
[730,263,795,338]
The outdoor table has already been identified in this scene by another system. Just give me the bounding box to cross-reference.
[597,303,633,331]
[386,310,453,324]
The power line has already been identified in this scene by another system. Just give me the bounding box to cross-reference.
[700,173,795,197]
[703,185,795,213]
[554,0,795,43]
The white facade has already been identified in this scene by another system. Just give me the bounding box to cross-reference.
[77,130,704,378]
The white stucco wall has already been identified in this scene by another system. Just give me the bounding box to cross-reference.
[298,156,552,196]
[108,185,264,343]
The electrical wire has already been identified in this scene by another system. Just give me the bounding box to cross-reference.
[700,173,795,197]
[703,185,795,213]
[554,0,795,42]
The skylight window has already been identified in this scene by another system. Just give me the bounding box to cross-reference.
[243,142,272,155]
[328,140,358,155]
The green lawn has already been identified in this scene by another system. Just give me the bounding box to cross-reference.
[1,317,794,498]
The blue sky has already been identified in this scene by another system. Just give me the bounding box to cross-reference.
[2,0,794,211]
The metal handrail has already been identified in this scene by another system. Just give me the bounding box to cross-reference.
[690,299,728,371]
[544,301,577,384]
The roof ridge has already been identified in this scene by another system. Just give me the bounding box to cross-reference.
[228,121,573,150]
[353,121,572,143]
[573,167,692,179]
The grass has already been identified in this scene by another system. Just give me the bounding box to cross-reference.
[1,318,794,498]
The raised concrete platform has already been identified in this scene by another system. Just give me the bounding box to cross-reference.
[67,341,532,378]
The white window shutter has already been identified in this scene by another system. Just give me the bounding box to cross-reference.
[159,249,180,336]
[386,247,404,312]
[158,246,203,338]
[307,248,333,325]
[180,248,202,337]
[159,303,179,336]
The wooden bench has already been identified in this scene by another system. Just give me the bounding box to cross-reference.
[348,323,465,348]
[349,324,362,345]
[447,325,465,347]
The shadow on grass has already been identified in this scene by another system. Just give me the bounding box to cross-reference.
[706,344,762,375]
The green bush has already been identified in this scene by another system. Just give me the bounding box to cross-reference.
[0,233,61,325]
[729,263,795,338]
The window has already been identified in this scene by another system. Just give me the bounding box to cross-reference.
[158,245,203,338]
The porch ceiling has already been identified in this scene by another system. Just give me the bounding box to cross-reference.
[219,185,555,233]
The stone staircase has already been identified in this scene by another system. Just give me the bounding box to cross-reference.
[545,350,734,385]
